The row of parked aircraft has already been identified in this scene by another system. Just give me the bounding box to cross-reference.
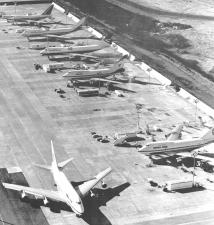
[1,5,120,217]
[3,4,54,24]
[2,3,214,218]
[3,4,126,87]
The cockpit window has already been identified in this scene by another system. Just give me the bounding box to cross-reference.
[76,201,81,204]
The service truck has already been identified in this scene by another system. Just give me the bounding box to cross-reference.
[163,179,199,192]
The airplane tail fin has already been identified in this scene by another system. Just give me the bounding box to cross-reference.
[71,17,86,32]
[42,4,54,15]
[201,128,214,140]
[51,140,57,165]
[34,141,73,171]
[50,140,74,170]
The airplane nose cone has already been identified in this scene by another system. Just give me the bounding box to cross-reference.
[76,203,84,215]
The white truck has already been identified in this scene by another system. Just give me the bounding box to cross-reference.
[163,179,199,192]
[75,88,99,96]
[42,63,64,73]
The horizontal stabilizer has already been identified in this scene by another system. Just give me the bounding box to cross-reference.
[58,157,74,170]
[34,163,51,171]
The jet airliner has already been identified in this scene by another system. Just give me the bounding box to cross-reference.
[2,141,112,216]
[138,127,214,155]
[22,17,86,38]
[3,4,54,23]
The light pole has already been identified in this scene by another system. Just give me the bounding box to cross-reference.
[191,150,198,186]
[194,98,199,122]
[135,103,143,131]
[146,67,152,82]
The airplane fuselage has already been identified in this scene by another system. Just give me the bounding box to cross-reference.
[139,138,214,155]
[63,63,123,79]
[22,27,77,37]
[4,15,51,21]
[40,44,104,55]
[22,17,86,38]
[51,162,84,215]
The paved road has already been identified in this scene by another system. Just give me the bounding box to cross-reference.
[135,210,214,225]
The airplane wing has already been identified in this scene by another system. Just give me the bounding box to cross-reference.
[43,34,60,38]
[90,78,122,84]
[2,183,66,202]
[70,53,99,59]
[77,167,112,197]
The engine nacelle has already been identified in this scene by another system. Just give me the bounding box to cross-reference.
[43,197,49,205]
[21,190,26,199]
[90,191,95,197]
[101,180,107,188]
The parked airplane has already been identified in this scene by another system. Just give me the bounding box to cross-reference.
[3,4,54,23]
[71,77,122,88]
[17,19,62,27]
[63,62,124,80]
[22,17,86,38]
[2,140,112,216]
[48,53,100,62]
[43,33,98,42]
[40,43,107,55]
[138,127,214,155]
[90,50,123,58]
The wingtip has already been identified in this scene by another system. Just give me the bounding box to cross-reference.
[107,167,112,172]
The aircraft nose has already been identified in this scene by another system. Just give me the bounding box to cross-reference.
[76,203,84,215]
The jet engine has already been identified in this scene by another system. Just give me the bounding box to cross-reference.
[101,180,107,188]
[43,197,48,205]
[21,190,26,199]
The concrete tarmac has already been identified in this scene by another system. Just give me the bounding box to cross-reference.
[0,168,49,225]
[0,3,214,225]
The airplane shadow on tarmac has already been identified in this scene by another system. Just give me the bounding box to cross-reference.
[21,182,130,225]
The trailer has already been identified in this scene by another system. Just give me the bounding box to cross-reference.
[163,179,199,192]
[75,88,99,96]
[42,63,64,73]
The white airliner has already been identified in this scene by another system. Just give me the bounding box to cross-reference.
[3,5,54,23]
[138,127,214,155]
[2,141,112,216]
[22,17,86,38]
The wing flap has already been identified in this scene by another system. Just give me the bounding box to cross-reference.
[2,183,66,202]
